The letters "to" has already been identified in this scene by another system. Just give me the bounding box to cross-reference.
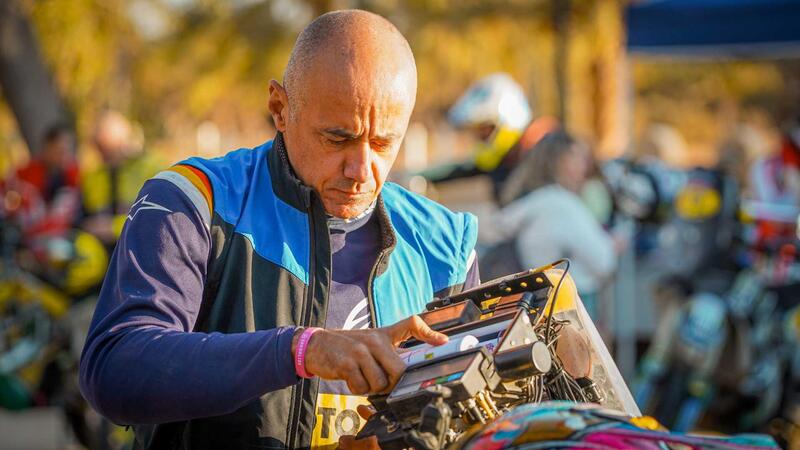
[316,407,361,439]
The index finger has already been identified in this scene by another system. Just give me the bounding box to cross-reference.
[385,315,448,347]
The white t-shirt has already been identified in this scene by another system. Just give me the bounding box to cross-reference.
[491,184,616,293]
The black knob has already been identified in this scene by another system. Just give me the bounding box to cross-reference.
[494,341,552,380]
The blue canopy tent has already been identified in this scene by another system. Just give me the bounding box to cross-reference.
[626,0,800,59]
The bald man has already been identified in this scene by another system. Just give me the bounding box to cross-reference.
[79,10,479,450]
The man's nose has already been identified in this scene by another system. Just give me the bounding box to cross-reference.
[343,141,372,184]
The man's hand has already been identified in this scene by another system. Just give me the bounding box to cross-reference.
[296,315,447,395]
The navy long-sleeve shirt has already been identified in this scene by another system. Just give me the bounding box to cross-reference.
[79,179,298,425]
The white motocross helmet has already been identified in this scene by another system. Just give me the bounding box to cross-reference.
[448,73,532,134]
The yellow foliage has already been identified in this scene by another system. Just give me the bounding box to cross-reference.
[0,0,793,167]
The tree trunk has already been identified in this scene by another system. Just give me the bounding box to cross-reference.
[0,0,71,154]
[552,0,570,125]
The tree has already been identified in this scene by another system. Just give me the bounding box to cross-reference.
[0,0,71,154]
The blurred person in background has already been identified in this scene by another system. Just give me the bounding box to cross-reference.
[12,124,81,235]
[9,124,108,295]
[420,72,557,203]
[80,110,161,246]
[743,116,800,248]
[481,130,618,317]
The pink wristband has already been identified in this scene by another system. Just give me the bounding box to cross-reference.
[294,327,322,379]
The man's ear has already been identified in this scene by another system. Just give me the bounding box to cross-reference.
[268,80,289,132]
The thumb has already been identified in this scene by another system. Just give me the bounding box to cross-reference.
[356,404,375,420]
[386,315,448,347]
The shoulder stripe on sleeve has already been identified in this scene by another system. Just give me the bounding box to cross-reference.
[180,164,213,202]
[170,164,214,209]
[152,167,212,228]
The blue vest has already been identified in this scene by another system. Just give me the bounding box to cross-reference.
[135,134,477,450]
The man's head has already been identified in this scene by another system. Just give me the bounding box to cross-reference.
[268,10,417,219]
[40,124,75,169]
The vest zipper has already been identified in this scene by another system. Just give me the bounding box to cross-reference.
[366,249,388,328]
[289,194,317,449]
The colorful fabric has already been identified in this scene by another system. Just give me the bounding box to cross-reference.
[457,401,780,450]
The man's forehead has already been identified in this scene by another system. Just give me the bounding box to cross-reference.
[299,50,415,97]
[298,65,413,120]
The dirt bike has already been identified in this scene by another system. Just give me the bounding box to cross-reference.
[355,262,779,449]
[634,235,800,448]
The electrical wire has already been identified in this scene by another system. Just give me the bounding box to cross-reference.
[544,259,570,345]
[534,313,593,403]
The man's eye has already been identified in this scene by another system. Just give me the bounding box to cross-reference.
[327,138,347,146]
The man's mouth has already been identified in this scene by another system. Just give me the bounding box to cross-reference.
[327,190,374,204]
[330,189,372,197]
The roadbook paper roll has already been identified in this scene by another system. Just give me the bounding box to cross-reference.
[399,334,479,366]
